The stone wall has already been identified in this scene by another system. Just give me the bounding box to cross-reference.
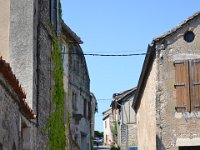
[0,74,21,150]
[127,124,137,147]
[0,71,35,150]
[156,14,200,149]
[136,57,157,150]
[35,0,52,148]
[67,44,91,150]
[120,124,137,150]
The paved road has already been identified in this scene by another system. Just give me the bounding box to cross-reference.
[93,145,110,150]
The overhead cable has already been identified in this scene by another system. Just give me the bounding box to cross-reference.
[62,52,146,56]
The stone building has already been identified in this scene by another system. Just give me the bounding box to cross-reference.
[0,0,65,149]
[61,21,92,150]
[0,58,36,150]
[111,88,137,150]
[103,108,114,146]
[132,12,200,150]
[90,93,98,139]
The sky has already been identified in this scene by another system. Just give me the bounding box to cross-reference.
[61,0,200,131]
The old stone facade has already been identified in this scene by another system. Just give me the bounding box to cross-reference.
[133,12,200,150]
[0,0,64,149]
[0,58,36,150]
[111,88,137,150]
[61,21,92,150]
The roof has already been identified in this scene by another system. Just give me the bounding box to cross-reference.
[61,20,83,44]
[0,57,36,120]
[102,108,112,120]
[113,87,137,103]
[111,87,137,109]
[153,11,200,42]
[132,11,200,111]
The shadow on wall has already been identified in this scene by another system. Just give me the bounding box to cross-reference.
[156,135,166,150]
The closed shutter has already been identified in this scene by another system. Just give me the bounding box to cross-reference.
[190,59,200,111]
[174,60,190,112]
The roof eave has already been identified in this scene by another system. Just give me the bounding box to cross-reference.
[61,20,83,44]
[132,44,156,112]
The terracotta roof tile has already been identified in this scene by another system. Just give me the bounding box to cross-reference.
[0,57,36,120]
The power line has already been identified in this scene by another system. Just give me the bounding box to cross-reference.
[62,52,146,56]
[96,99,112,101]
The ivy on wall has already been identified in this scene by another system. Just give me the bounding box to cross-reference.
[47,34,66,150]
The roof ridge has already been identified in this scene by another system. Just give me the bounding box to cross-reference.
[153,11,200,42]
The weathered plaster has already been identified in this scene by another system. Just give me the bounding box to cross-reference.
[156,14,200,149]
[0,0,10,61]
[137,58,157,150]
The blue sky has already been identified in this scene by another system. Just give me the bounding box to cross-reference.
[61,0,200,131]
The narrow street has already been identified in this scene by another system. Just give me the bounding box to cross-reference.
[93,145,110,150]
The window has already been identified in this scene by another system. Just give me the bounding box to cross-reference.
[50,0,60,35]
[62,44,67,75]
[50,0,54,24]
[88,101,91,120]
[84,99,87,118]
[105,120,107,128]
[72,92,77,111]
[76,60,79,76]
[174,59,200,112]
[184,31,195,43]
[56,0,60,35]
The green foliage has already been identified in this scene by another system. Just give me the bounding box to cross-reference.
[112,121,118,136]
[95,131,104,138]
[110,145,120,150]
[90,136,94,150]
[47,34,66,150]
[111,121,118,145]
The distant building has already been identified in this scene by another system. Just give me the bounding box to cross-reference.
[111,88,137,150]
[90,93,98,138]
[103,108,114,146]
[133,12,200,150]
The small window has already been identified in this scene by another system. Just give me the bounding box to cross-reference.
[72,92,77,111]
[184,31,195,42]
[84,99,87,118]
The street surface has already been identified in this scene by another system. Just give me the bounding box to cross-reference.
[93,145,110,150]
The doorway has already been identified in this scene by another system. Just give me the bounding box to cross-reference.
[179,146,200,150]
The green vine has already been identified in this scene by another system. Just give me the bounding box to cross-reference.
[111,121,118,144]
[47,33,66,150]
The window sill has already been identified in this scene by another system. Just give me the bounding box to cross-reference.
[175,111,200,119]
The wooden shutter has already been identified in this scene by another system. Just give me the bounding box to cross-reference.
[189,59,200,111]
[174,60,190,112]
